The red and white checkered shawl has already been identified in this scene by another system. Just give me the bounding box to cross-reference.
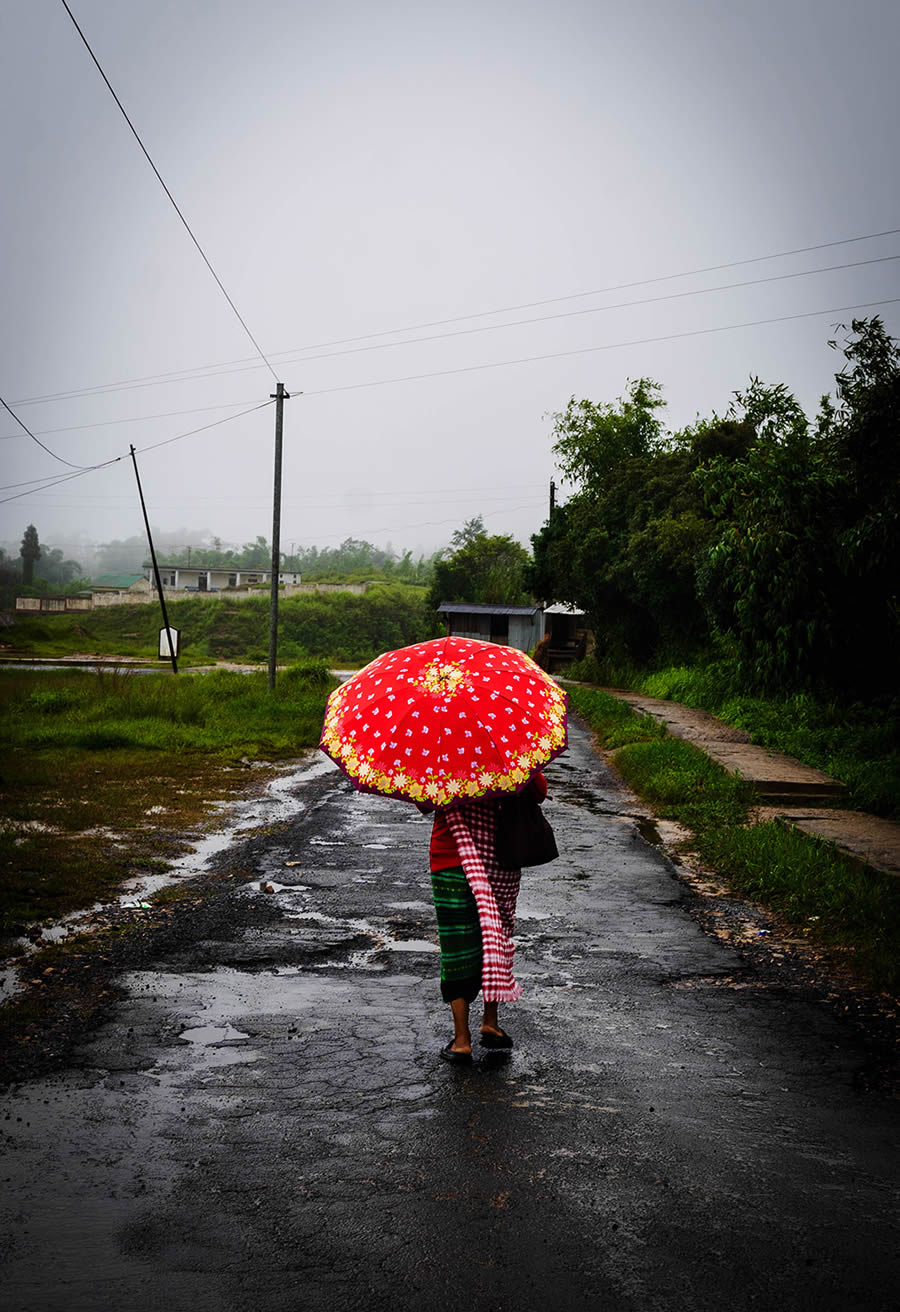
[445,800,522,1003]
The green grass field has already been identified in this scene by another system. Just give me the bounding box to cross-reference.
[0,661,335,933]
[3,582,440,666]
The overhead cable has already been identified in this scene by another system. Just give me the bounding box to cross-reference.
[59,0,279,385]
[258,253,900,371]
[0,398,274,443]
[293,297,900,398]
[0,395,100,471]
[0,400,273,503]
[11,225,900,409]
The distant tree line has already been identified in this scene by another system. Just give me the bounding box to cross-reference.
[153,535,439,582]
[0,525,90,608]
[0,527,441,609]
[528,318,900,696]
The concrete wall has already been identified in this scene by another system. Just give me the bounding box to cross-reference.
[15,595,93,612]
[18,580,372,612]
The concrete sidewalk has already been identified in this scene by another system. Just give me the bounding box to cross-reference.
[598,687,900,878]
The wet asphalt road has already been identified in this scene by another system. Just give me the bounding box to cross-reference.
[1,718,898,1312]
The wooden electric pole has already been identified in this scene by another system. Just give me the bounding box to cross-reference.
[130,444,177,674]
[549,478,556,518]
[268,382,289,691]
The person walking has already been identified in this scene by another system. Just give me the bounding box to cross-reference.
[425,772,548,1063]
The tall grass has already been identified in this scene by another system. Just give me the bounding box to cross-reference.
[1,660,336,757]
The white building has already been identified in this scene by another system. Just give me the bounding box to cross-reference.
[145,564,301,592]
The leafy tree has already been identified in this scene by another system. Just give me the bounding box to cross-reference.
[20,524,41,584]
[821,318,900,689]
[530,387,742,663]
[531,319,899,693]
[551,378,666,494]
[697,318,900,693]
[450,516,486,548]
[0,548,22,608]
[696,419,839,689]
[429,524,531,610]
[729,376,808,445]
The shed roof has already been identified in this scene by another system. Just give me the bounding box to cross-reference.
[437,602,540,617]
[92,573,145,589]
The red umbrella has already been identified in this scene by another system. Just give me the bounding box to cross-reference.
[319,636,568,807]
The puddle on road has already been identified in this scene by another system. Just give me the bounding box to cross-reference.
[283,909,439,971]
[123,965,366,1078]
[180,1022,250,1046]
[550,781,624,817]
[634,817,663,846]
[1,753,341,1001]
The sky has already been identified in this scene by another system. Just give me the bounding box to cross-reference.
[2,0,899,570]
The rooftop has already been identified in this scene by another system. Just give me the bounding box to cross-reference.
[437,602,540,616]
[92,573,146,589]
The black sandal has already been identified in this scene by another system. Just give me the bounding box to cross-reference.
[440,1041,473,1064]
[479,1029,513,1050]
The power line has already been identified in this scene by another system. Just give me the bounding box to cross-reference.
[289,503,546,544]
[5,298,898,510]
[263,252,900,371]
[0,464,114,508]
[6,247,892,444]
[0,398,270,443]
[11,225,900,410]
[0,394,100,471]
[0,401,273,504]
[59,0,279,386]
[292,297,900,398]
[274,226,900,355]
[133,400,273,455]
[21,494,550,514]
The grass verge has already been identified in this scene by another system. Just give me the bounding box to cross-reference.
[0,661,335,934]
[567,684,900,994]
[2,581,439,666]
[567,653,900,820]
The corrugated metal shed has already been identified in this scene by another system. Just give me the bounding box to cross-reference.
[437,602,539,616]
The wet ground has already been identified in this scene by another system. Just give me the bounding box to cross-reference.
[1,719,898,1311]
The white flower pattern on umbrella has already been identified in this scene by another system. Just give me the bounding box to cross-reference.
[320,636,567,807]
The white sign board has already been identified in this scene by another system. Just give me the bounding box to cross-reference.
[159,626,180,659]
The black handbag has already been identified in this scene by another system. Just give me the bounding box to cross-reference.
[495,789,559,869]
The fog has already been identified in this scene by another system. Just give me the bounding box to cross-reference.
[3,0,899,572]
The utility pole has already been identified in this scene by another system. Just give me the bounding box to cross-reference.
[268,382,289,691]
[549,478,556,519]
[129,445,177,674]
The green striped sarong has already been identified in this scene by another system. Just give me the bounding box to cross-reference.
[430,865,482,1003]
